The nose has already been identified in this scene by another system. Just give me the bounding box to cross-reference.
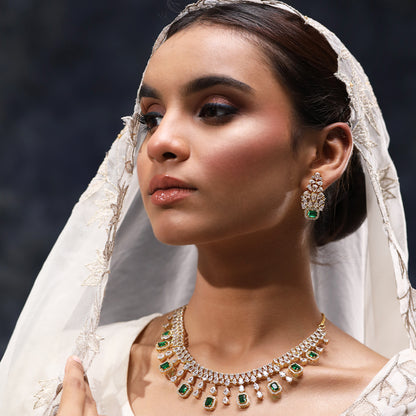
[145,115,190,164]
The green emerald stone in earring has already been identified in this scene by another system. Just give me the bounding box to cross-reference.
[204,396,217,411]
[237,393,250,409]
[288,362,303,378]
[178,383,192,398]
[307,210,318,219]
[267,380,282,397]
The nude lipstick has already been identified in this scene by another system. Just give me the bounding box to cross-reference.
[149,175,197,206]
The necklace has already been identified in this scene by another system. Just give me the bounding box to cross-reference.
[155,306,328,411]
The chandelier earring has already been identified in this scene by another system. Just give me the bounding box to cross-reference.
[301,172,326,220]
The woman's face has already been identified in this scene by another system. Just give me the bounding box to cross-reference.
[137,24,315,246]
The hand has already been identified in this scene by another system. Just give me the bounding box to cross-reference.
[57,356,102,416]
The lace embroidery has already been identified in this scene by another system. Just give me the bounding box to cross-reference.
[394,375,416,408]
[337,49,380,136]
[88,188,119,228]
[35,117,140,414]
[379,166,398,202]
[344,398,380,416]
[76,326,104,356]
[343,354,416,415]
[378,379,397,405]
[75,119,138,357]
[34,380,62,410]
[83,250,110,286]
[184,0,302,15]
[350,121,377,151]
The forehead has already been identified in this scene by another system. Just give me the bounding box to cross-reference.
[143,24,274,88]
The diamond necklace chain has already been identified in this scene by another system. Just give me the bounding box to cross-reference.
[155,305,328,411]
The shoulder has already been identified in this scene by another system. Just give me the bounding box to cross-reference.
[94,311,170,362]
[342,349,416,415]
[129,312,170,354]
[94,312,162,363]
[86,312,162,413]
[97,312,161,337]
[310,321,398,414]
[127,312,171,398]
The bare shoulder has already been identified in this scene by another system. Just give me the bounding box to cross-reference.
[324,320,388,372]
[283,321,390,415]
[128,312,173,410]
[309,321,388,408]
[131,312,169,349]
[128,311,171,376]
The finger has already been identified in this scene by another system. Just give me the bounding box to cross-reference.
[83,374,99,416]
[58,356,87,416]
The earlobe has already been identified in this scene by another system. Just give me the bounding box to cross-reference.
[310,122,353,189]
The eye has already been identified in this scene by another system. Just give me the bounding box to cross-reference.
[198,103,239,124]
[139,112,163,133]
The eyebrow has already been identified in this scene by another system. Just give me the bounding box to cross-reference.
[138,84,160,100]
[182,75,254,96]
[138,75,254,101]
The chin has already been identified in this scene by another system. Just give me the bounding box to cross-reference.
[152,222,233,247]
[151,222,245,247]
[151,224,199,246]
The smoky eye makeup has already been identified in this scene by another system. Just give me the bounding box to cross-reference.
[198,102,239,119]
[139,111,163,132]
[198,101,239,125]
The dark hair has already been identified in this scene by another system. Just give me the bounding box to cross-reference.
[166,2,366,246]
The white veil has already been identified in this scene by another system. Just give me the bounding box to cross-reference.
[0,1,414,414]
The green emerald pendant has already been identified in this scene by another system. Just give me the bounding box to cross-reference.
[160,361,171,371]
[237,393,250,408]
[204,396,217,411]
[178,383,192,398]
[156,340,170,351]
[307,350,319,362]
[288,362,303,378]
[161,330,172,339]
[267,380,282,398]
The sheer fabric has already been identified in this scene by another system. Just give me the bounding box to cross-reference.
[0,1,413,414]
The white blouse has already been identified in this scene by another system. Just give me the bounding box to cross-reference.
[89,314,416,416]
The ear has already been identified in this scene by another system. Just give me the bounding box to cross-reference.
[304,122,353,190]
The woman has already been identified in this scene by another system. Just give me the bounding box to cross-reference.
[1,1,415,415]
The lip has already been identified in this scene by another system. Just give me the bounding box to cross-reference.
[148,175,197,206]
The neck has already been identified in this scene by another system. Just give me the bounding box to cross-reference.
[185,225,321,368]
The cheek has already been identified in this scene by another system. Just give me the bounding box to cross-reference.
[200,121,294,190]
[136,149,151,199]
[193,122,300,238]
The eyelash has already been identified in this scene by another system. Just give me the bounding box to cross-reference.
[198,103,239,122]
[139,112,163,132]
[139,103,239,132]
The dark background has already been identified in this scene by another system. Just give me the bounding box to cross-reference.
[1,0,415,358]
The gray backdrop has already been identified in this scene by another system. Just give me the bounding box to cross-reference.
[1,0,415,357]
